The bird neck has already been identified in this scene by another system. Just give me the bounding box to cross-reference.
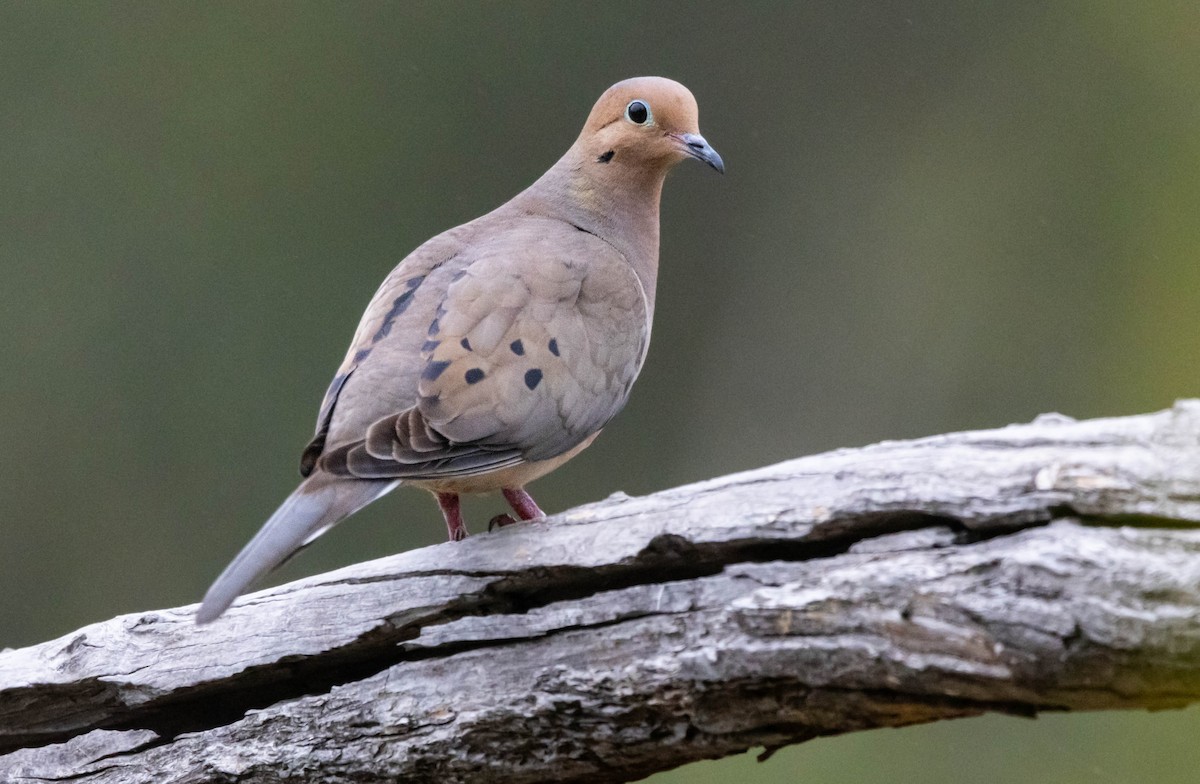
[511,146,665,318]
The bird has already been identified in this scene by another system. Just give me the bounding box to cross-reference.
[196,76,723,624]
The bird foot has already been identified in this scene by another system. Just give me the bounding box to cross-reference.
[488,513,519,532]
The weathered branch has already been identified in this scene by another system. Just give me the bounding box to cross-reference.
[3,402,1200,783]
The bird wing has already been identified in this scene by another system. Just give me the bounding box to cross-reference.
[315,218,649,480]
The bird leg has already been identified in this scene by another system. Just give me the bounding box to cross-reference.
[503,487,545,520]
[435,492,468,541]
[488,487,545,532]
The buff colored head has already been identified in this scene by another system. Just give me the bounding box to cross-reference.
[576,76,724,175]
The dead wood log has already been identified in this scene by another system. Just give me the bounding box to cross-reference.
[3,402,1199,783]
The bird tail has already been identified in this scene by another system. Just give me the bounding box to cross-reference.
[195,474,397,624]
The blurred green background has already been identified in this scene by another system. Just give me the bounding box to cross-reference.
[2,1,1197,781]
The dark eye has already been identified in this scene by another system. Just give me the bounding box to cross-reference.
[625,100,650,125]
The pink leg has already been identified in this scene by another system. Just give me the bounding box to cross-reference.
[436,492,468,541]
[502,487,545,521]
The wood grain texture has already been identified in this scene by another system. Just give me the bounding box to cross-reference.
[3,401,1199,782]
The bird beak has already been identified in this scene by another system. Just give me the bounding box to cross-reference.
[676,132,725,174]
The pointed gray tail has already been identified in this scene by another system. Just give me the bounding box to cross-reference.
[195,475,396,624]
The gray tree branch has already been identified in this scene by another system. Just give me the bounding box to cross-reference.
[3,402,1200,783]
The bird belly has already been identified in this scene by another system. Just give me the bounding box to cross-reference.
[408,432,599,495]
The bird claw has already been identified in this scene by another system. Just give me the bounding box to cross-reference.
[488,513,519,532]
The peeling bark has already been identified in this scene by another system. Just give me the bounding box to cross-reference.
[2,402,1199,783]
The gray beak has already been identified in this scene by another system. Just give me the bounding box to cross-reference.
[678,132,725,174]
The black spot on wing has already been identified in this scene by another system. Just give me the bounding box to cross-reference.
[421,340,440,353]
[510,339,524,356]
[524,368,543,390]
[353,347,372,363]
[548,338,560,356]
[465,368,485,384]
[461,337,472,351]
[372,275,425,343]
[426,300,448,337]
[422,360,451,381]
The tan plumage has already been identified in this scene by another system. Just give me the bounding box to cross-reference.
[197,76,723,623]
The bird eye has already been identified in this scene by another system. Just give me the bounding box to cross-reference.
[625,100,650,125]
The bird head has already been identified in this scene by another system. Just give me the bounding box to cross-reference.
[578,77,724,176]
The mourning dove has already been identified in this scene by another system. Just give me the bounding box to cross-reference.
[196,76,723,623]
